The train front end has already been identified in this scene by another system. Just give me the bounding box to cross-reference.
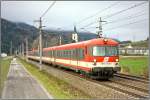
[88,38,120,79]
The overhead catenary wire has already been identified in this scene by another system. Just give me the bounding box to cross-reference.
[104,18,148,31]
[103,12,147,25]
[81,9,147,29]
[77,1,120,24]
[103,1,148,19]
[80,17,148,33]
[80,1,148,29]
[40,1,56,18]
[81,20,98,28]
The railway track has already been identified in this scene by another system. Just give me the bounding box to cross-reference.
[109,78,148,93]
[27,59,149,99]
[114,73,149,83]
[66,72,149,99]
[50,66,149,99]
[94,80,148,99]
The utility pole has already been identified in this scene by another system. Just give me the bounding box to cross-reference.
[45,41,48,47]
[22,42,24,58]
[26,38,28,62]
[34,1,56,70]
[57,28,62,45]
[34,17,43,70]
[39,17,42,67]
[96,17,106,38]
[59,35,62,45]
[10,41,12,56]
[20,45,22,56]
[18,46,20,56]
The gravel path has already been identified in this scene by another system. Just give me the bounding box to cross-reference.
[2,58,52,99]
[29,60,143,99]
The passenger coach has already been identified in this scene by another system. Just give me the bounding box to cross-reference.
[28,38,121,79]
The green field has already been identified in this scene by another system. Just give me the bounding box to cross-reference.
[0,57,12,97]
[19,58,90,99]
[119,56,149,77]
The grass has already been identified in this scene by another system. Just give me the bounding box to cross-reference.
[120,56,149,77]
[18,58,91,99]
[0,57,12,97]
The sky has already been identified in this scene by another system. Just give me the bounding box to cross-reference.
[1,1,149,41]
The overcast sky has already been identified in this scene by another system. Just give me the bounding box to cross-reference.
[1,1,149,41]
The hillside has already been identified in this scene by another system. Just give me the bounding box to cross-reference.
[1,18,97,54]
[1,18,39,54]
[2,18,147,55]
[131,39,149,48]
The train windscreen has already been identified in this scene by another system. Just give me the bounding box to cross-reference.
[93,46,118,56]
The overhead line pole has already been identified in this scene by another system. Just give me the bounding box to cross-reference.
[26,38,28,62]
[34,1,56,70]
[34,17,43,70]
[10,41,12,56]
[22,42,24,58]
[96,17,106,38]
[39,17,42,67]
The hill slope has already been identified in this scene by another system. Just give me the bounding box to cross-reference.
[1,19,97,54]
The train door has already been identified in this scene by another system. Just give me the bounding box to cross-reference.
[76,49,79,72]
[51,50,54,62]
[77,48,85,71]
[53,50,56,64]
[70,49,78,71]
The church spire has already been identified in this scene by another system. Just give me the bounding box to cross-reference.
[74,25,77,33]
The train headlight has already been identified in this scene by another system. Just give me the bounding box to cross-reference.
[103,39,108,44]
[116,59,119,62]
[93,59,97,65]
[104,39,107,42]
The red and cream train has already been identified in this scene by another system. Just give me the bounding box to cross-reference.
[28,38,121,79]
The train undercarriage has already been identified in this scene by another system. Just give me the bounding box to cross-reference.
[89,67,121,79]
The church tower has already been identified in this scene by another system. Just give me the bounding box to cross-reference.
[72,26,78,43]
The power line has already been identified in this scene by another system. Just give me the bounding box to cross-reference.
[104,18,148,31]
[77,1,120,24]
[103,12,147,25]
[83,18,148,33]
[40,1,56,18]
[81,20,97,28]
[103,1,147,19]
[80,1,147,29]
[83,9,147,29]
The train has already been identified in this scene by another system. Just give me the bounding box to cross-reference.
[28,38,121,79]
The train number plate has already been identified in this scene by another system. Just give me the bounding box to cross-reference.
[102,62,110,65]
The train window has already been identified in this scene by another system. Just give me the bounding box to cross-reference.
[105,46,118,56]
[93,46,105,56]
[73,49,76,59]
[78,49,84,59]
[59,50,61,58]
[92,46,118,56]
[63,50,65,58]
[51,51,53,57]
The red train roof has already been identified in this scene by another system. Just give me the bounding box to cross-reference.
[43,38,119,51]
